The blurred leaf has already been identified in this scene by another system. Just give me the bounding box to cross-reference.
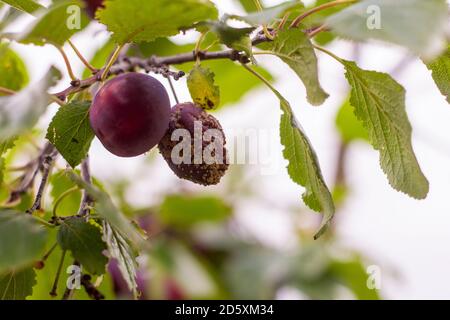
[46,101,94,168]
[302,0,353,46]
[103,221,138,298]
[97,0,218,44]
[335,96,369,143]
[0,267,36,300]
[187,64,220,110]
[50,170,82,216]
[224,248,284,299]
[343,60,429,199]
[165,242,223,299]
[0,137,16,185]
[18,0,90,46]
[69,172,145,247]
[236,0,260,12]
[424,45,450,104]
[57,217,108,275]
[200,21,254,60]
[0,43,29,94]
[0,211,48,272]
[0,0,43,15]
[0,66,61,142]
[0,159,4,185]
[263,28,329,106]
[159,194,232,228]
[330,258,380,300]
[229,1,301,26]
[326,0,448,58]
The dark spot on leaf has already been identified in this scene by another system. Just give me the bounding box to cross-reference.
[71,138,79,144]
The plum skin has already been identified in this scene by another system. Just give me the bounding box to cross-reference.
[90,73,171,157]
[83,0,104,18]
[158,102,229,186]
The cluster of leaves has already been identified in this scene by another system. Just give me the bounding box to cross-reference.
[0,0,449,299]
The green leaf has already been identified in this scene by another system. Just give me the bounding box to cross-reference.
[187,64,220,110]
[18,0,89,46]
[0,267,36,300]
[0,43,29,93]
[424,45,450,104]
[252,74,334,238]
[0,66,61,141]
[57,216,108,275]
[46,101,94,168]
[159,194,232,228]
[0,0,43,15]
[97,0,218,44]
[279,94,334,238]
[326,0,448,58]
[229,1,301,26]
[343,60,429,199]
[0,211,48,272]
[103,221,138,297]
[264,28,329,106]
[335,95,369,143]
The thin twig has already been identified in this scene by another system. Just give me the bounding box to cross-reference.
[53,34,269,101]
[50,250,66,297]
[55,46,78,81]
[27,146,58,214]
[167,77,179,104]
[68,40,98,73]
[290,0,357,28]
[0,86,15,95]
[101,44,125,81]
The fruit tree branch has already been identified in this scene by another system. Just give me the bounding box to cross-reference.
[53,32,270,101]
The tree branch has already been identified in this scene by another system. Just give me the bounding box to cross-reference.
[53,33,270,101]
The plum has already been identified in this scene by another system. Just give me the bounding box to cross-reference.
[83,0,104,18]
[158,102,229,186]
[90,73,171,157]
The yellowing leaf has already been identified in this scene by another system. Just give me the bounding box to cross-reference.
[187,64,220,110]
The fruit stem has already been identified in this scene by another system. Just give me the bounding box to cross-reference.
[290,0,358,28]
[308,24,328,38]
[55,45,78,81]
[167,76,179,104]
[242,63,277,93]
[253,0,274,40]
[101,44,125,82]
[194,32,208,63]
[313,44,345,64]
[68,40,98,73]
